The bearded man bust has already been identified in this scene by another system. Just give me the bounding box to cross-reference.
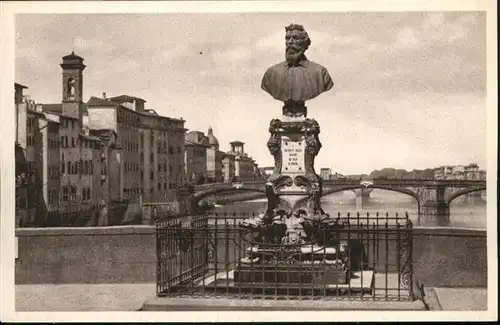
[261,24,334,117]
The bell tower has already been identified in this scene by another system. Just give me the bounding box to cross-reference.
[60,51,86,126]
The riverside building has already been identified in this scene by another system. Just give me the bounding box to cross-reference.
[15,52,187,227]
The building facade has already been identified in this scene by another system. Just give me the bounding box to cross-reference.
[206,127,224,182]
[434,163,486,180]
[221,154,236,182]
[15,52,188,227]
[86,94,187,204]
[223,141,257,182]
[320,168,332,180]
[184,131,210,184]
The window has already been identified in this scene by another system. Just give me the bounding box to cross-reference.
[48,123,58,134]
[66,78,76,100]
[70,186,77,200]
[150,171,154,180]
[169,146,173,154]
[71,137,76,148]
[163,182,167,190]
[158,182,161,191]
[62,186,69,201]
[82,188,91,201]
[48,189,58,205]
[67,162,72,175]
[90,161,94,174]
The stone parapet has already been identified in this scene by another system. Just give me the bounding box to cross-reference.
[15,225,486,287]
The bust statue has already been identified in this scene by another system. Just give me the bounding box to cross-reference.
[261,24,334,117]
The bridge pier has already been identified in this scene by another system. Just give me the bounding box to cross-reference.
[419,201,450,226]
[353,188,372,210]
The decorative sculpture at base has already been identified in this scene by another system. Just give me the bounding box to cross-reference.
[235,24,350,286]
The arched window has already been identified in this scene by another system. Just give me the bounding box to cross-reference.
[66,78,76,100]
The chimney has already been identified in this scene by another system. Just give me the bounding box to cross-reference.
[102,92,106,99]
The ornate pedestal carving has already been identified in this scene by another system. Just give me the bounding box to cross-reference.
[266,117,323,217]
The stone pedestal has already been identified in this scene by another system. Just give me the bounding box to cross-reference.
[234,263,348,286]
[265,116,323,217]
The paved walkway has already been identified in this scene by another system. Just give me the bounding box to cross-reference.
[431,287,488,311]
[15,283,488,311]
[16,283,155,311]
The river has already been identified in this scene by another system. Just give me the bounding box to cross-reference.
[211,190,487,229]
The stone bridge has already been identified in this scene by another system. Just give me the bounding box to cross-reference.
[192,179,486,225]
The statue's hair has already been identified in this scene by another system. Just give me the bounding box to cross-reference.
[285,23,311,50]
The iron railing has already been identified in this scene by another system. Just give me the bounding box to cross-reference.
[156,212,414,301]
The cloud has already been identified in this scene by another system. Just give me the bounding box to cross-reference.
[161,44,189,60]
[393,27,420,49]
[73,36,114,52]
[218,45,252,62]
[390,12,480,50]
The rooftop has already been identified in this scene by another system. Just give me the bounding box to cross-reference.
[109,95,147,103]
[62,51,84,61]
[41,104,62,114]
[86,96,118,107]
[185,140,210,147]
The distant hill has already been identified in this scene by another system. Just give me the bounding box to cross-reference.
[369,168,434,180]
[344,174,370,180]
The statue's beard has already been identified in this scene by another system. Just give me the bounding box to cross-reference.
[285,45,305,65]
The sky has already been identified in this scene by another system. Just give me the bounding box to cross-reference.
[15,12,487,175]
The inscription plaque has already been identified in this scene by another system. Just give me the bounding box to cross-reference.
[281,135,305,174]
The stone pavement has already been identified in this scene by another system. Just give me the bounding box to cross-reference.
[15,283,488,311]
[424,287,488,311]
[16,283,155,311]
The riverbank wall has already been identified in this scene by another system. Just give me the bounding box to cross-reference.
[15,225,487,288]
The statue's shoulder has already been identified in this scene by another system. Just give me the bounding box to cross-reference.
[306,60,328,72]
[264,61,287,74]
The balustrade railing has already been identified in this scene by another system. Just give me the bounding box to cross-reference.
[156,212,414,301]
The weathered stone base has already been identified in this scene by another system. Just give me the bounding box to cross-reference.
[419,201,451,226]
[234,263,348,285]
[141,297,426,311]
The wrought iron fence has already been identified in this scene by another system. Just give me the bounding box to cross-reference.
[156,212,414,301]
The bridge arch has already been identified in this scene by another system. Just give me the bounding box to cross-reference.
[193,187,266,206]
[321,185,421,203]
[293,184,422,212]
[447,186,487,205]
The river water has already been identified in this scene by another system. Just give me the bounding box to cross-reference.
[212,190,487,229]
